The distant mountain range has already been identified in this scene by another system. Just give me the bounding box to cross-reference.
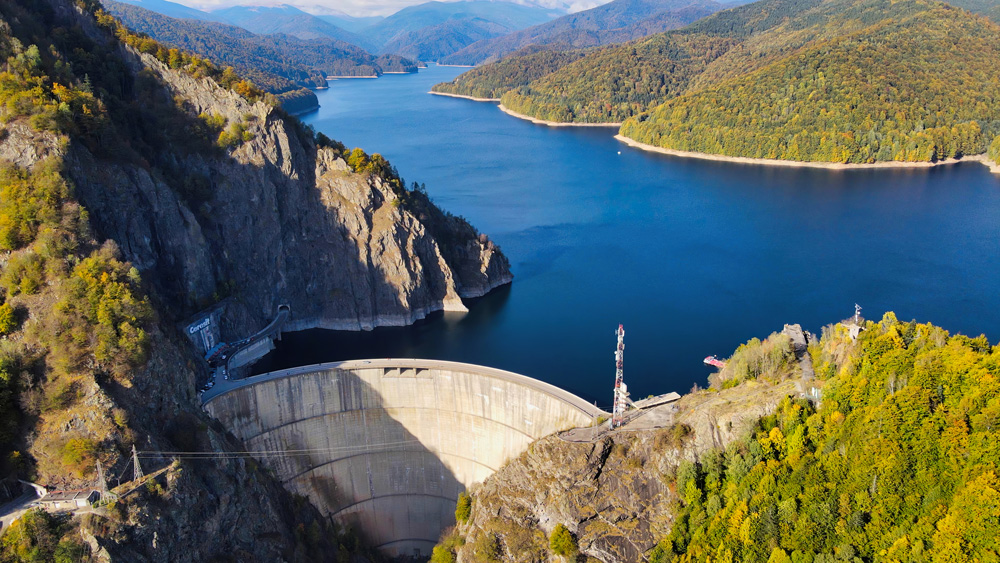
[114,0,565,62]
[439,0,726,64]
[364,0,562,59]
[104,0,418,113]
[209,5,374,47]
[110,0,218,20]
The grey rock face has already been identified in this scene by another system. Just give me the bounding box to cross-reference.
[63,50,511,337]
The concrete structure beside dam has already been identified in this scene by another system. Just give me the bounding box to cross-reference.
[203,359,606,558]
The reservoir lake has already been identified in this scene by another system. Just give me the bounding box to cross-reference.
[258,64,1000,405]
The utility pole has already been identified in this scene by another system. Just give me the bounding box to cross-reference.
[95,460,117,504]
[132,445,143,482]
[96,460,109,497]
[611,324,629,429]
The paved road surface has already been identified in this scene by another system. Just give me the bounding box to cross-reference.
[0,492,38,535]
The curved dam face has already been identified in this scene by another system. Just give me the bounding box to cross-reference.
[203,359,604,557]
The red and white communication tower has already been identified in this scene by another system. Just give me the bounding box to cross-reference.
[612,324,630,428]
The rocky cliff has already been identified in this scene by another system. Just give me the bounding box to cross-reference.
[2,0,510,338]
[67,51,509,336]
[444,329,810,562]
[0,0,508,560]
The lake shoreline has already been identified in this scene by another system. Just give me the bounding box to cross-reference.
[429,91,500,102]
[615,135,994,171]
[498,104,622,128]
[982,155,1000,174]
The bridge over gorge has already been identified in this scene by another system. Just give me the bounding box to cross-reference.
[202,359,607,558]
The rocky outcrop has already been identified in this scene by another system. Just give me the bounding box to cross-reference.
[452,367,805,562]
[59,31,510,337]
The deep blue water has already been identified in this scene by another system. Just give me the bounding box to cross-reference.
[257,65,1000,406]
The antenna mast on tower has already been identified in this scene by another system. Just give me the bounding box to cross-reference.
[612,324,629,428]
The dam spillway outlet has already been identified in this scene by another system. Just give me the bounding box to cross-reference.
[203,359,605,557]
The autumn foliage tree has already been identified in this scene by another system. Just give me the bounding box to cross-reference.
[549,524,578,559]
[654,313,1000,562]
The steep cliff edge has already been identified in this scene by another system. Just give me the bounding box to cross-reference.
[58,40,510,335]
[441,328,810,562]
[0,0,507,560]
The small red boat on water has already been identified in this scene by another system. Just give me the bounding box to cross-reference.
[704,355,726,368]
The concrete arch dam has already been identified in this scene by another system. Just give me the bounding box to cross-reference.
[203,359,605,557]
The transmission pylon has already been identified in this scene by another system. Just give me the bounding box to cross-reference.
[95,460,117,505]
[611,324,630,428]
[854,303,862,324]
[132,445,143,482]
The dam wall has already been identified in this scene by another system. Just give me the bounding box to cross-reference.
[203,359,605,558]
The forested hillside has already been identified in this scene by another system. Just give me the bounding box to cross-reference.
[499,32,739,122]
[443,0,823,117]
[438,0,724,65]
[622,5,1000,162]
[378,17,514,62]
[653,313,1000,561]
[433,47,587,99]
[354,0,561,62]
[451,0,1000,163]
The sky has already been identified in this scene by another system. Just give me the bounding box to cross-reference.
[170,0,606,17]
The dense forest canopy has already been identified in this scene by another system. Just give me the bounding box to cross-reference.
[622,5,1000,162]
[442,0,1000,163]
[432,46,587,99]
[651,313,1000,561]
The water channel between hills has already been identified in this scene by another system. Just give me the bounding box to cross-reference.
[253,64,1000,405]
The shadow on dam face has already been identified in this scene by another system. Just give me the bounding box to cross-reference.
[203,359,604,558]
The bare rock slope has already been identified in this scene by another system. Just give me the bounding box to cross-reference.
[451,343,808,562]
[37,18,512,336]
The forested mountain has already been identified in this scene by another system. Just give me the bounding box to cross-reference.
[621,4,1000,162]
[358,0,561,61]
[379,17,514,61]
[438,0,725,65]
[458,0,1000,163]
[656,315,1000,561]
[115,0,563,63]
[211,4,373,49]
[104,1,417,113]
[365,0,560,46]
[115,0,215,21]
[316,12,385,33]
[434,46,588,98]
